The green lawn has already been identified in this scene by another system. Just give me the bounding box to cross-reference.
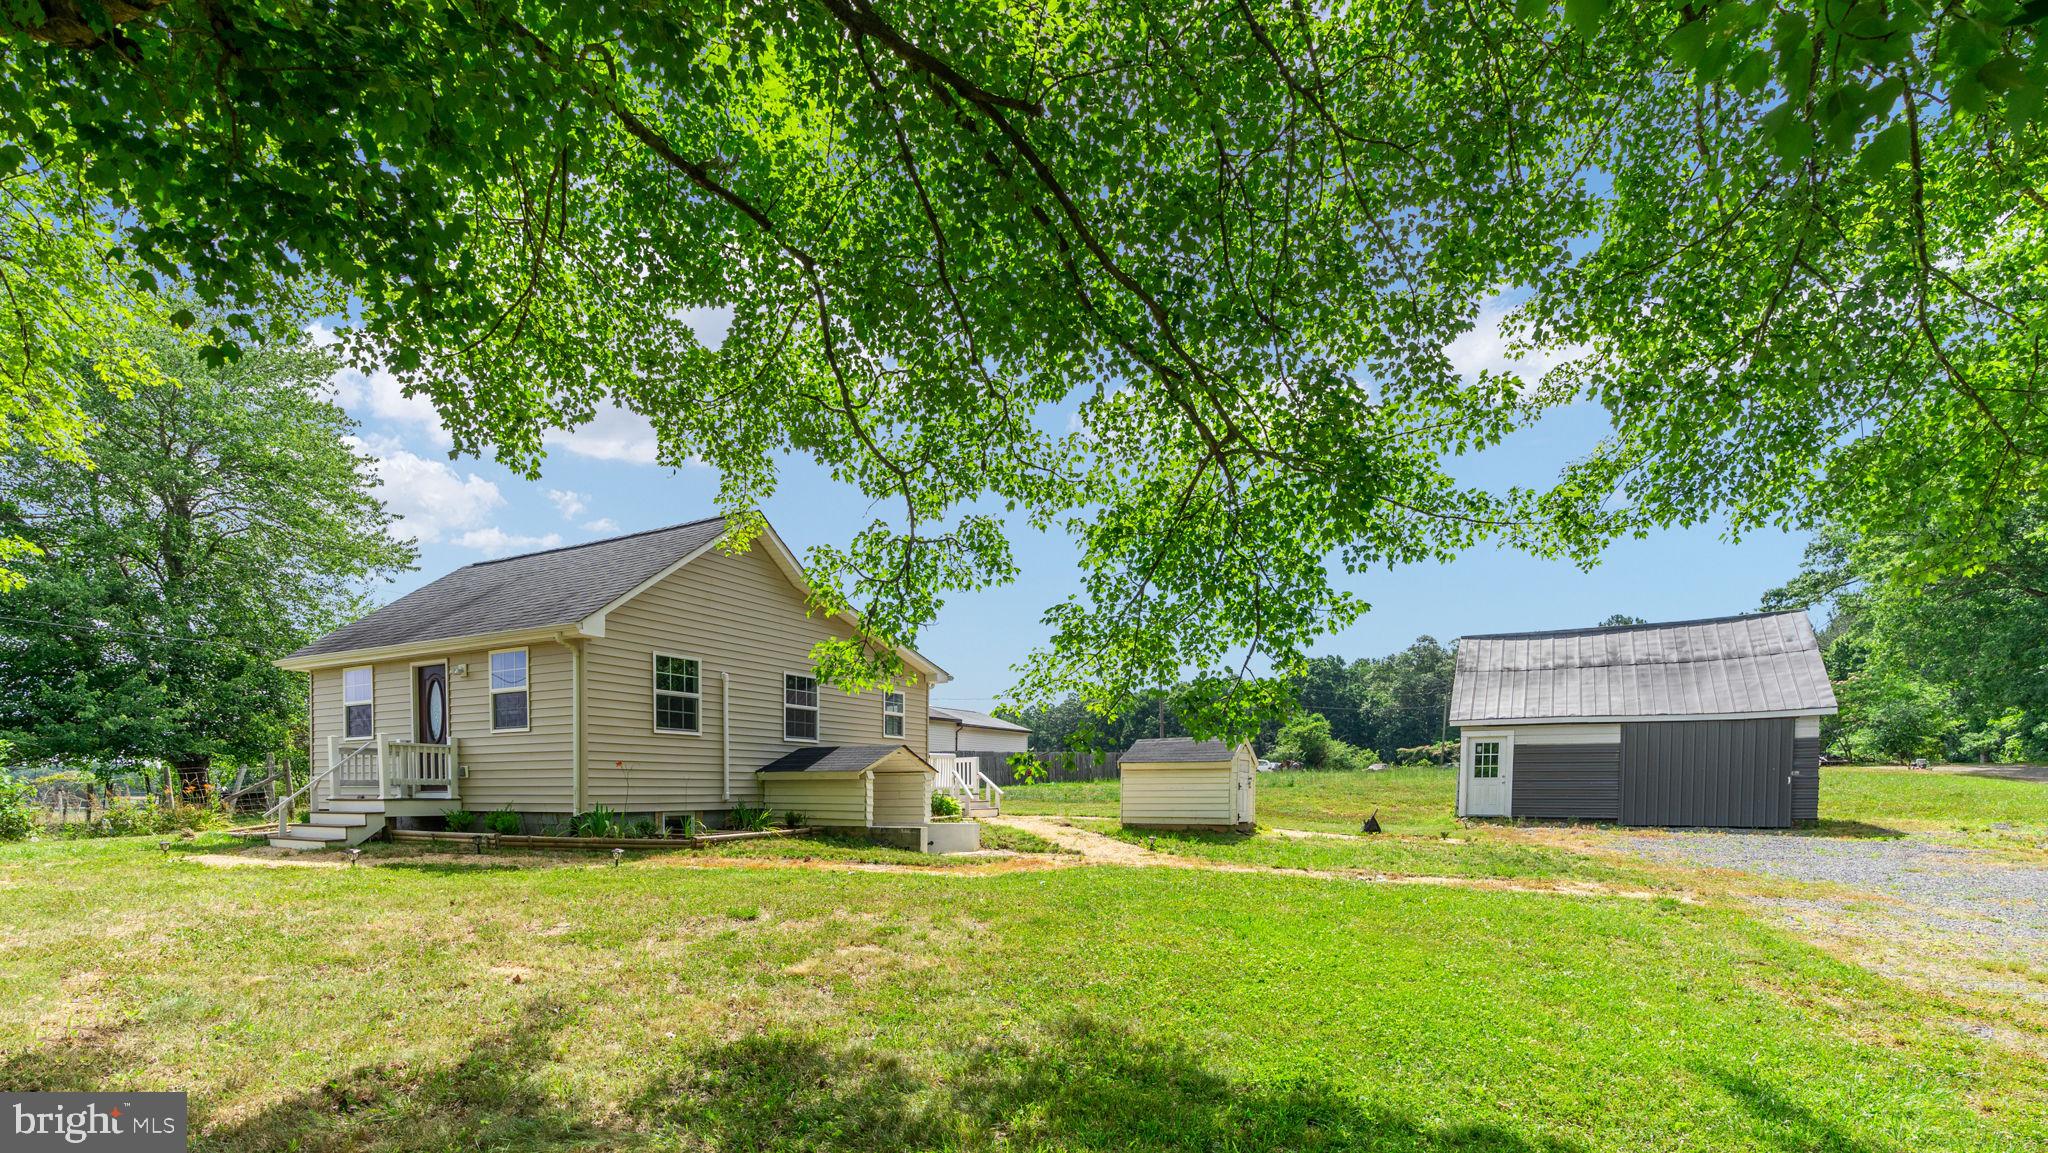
[1,834,2042,1151]
[1088,822,1656,884]
[1822,765,2048,834]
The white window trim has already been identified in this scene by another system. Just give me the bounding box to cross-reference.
[342,665,375,739]
[488,647,531,734]
[652,651,703,736]
[783,670,820,743]
[882,690,905,739]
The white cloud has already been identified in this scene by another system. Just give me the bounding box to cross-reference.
[455,527,565,557]
[1444,298,1586,387]
[583,517,620,534]
[315,325,453,445]
[546,488,589,520]
[349,435,504,545]
[545,402,661,464]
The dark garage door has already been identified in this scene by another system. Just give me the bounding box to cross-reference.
[1620,719,1793,828]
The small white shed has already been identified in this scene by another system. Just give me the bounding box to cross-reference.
[757,744,934,828]
[1119,737,1256,832]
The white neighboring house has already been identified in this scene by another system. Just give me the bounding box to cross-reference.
[927,705,1031,755]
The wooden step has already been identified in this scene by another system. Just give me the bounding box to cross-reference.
[283,823,349,841]
[267,836,331,851]
[322,799,386,813]
[308,811,369,827]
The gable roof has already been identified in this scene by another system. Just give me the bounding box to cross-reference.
[280,516,947,681]
[757,744,934,774]
[1450,611,1837,725]
[287,518,727,661]
[1124,737,1233,763]
[929,705,1030,734]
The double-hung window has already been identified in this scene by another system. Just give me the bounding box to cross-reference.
[883,691,905,738]
[654,654,701,734]
[490,648,529,732]
[784,673,819,741]
[342,667,374,738]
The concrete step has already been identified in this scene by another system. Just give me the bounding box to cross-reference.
[322,799,386,813]
[284,823,349,842]
[308,812,369,828]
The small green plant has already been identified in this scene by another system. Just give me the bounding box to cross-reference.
[485,808,522,835]
[626,817,661,839]
[572,805,623,837]
[672,813,698,837]
[930,793,962,819]
[728,803,772,831]
[443,808,476,832]
[782,810,805,829]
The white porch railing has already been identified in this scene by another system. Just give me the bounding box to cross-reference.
[931,753,1004,812]
[323,734,461,801]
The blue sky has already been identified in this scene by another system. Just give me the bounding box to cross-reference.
[322,305,1808,712]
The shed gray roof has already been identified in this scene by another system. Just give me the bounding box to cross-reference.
[1450,611,1837,724]
[288,517,726,658]
[757,744,932,774]
[1124,737,1233,763]
[929,705,1030,733]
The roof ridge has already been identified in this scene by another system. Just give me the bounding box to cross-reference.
[465,515,726,568]
[1459,610,1804,642]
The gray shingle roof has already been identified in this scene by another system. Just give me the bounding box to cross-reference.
[1450,611,1838,724]
[288,517,726,658]
[1124,737,1233,763]
[757,744,932,773]
[928,705,1030,733]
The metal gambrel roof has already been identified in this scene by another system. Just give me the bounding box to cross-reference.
[1450,611,1837,725]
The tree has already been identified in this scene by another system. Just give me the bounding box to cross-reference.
[1598,614,1648,628]
[1271,713,1334,769]
[0,326,413,786]
[5,4,2043,737]
[1764,511,2048,764]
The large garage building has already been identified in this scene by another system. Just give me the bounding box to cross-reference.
[1449,612,1838,828]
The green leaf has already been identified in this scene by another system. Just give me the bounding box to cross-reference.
[1516,0,1548,21]
[1563,0,1609,40]
[1664,20,1710,67]
[1978,56,2029,93]
[1857,123,1910,174]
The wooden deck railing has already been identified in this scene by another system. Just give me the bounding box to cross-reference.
[322,735,461,801]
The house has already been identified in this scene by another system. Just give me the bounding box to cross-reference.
[271,516,972,849]
[1118,737,1257,832]
[1448,612,1837,828]
[927,705,1031,755]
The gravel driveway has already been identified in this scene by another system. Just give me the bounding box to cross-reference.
[1616,830,2048,1015]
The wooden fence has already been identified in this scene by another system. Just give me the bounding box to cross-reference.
[951,750,1123,787]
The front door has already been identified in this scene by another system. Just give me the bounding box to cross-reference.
[1463,734,1512,817]
[415,663,449,745]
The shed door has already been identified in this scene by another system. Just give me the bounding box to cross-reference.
[1620,719,1793,828]
[1463,735,1512,817]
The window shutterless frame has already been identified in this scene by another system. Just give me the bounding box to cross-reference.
[783,672,820,742]
[488,647,530,733]
[883,690,905,739]
[342,666,375,739]
[652,652,703,735]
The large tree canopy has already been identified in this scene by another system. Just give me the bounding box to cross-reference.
[0,327,411,772]
[2,2,2041,734]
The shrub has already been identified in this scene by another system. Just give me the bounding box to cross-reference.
[626,817,661,839]
[728,803,772,831]
[930,793,962,818]
[782,810,805,829]
[443,808,476,832]
[1273,713,1334,768]
[484,809,522,835]
[0,775,35,842]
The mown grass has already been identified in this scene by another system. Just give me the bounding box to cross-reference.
[1089,822,1658,884]
[1,833,2042,1151]
[1822,765,2048,834]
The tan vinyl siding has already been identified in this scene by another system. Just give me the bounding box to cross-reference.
[306,644,575,812]
[1120,763,1236,826]
[760,774,870,827]
[871,768,930,825]
[583,544,932,810]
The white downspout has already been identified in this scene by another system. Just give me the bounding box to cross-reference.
[721,671,733,802]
